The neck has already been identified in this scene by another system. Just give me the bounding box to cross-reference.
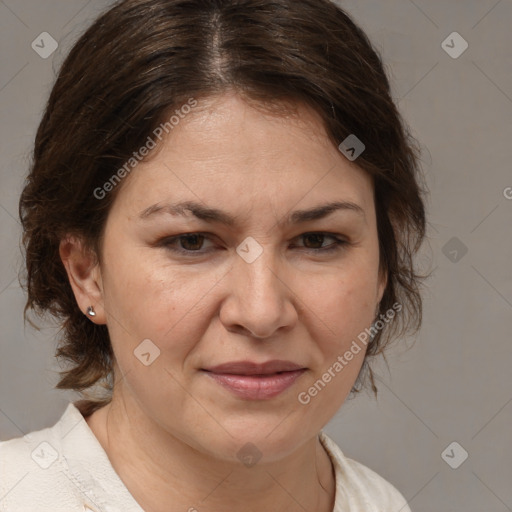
[85,394,336,512]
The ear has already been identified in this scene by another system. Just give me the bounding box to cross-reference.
[376,265,388,305]
[59,236,106,324]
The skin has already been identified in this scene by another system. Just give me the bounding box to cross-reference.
[60,91,387,512]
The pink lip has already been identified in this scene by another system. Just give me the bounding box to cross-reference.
[201,360,307,400]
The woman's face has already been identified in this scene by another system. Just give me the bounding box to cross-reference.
[91,92,386,462]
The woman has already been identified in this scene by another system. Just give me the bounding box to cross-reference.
[0,0,428,510]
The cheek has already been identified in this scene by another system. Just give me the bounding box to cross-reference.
[293,273,373,418]
[301,264,378,342]
[326,282,375,346]
[100,246,225,363]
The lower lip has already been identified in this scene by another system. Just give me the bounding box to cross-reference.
[203,369,306,400]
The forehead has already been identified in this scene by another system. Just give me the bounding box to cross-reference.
[111,93,374,221]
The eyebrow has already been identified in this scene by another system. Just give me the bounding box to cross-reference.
[138,200,366,226]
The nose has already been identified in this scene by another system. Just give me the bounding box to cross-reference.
[219,243,298,339]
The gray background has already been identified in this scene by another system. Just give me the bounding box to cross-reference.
[1,1,511,510]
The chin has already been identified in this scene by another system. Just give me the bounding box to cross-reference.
[204,419,314,465]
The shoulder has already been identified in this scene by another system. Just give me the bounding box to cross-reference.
[0,404,91,511]
[319,431,412,512]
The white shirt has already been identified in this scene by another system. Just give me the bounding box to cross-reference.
[0,402,411,511]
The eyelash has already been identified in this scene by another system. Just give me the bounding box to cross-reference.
[158,232,349,256]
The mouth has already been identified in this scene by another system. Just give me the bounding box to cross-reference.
[201,360,307,400]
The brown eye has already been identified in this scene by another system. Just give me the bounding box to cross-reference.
[158,232,348,257]
[296,233,348,253]
[302,233,326,249]
[178,234,206,251]
[158,232,215,255]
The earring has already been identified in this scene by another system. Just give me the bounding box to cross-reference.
[86,306,96,317]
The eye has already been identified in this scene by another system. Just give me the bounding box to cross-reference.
[162,233,213,255]
[292,232,349,253]
[157,232,349,256]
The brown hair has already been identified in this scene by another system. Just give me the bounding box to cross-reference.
[19,0,429,415]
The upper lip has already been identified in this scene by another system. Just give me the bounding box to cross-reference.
[202,360,306,375]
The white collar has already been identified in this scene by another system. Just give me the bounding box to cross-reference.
[56,402,143,511]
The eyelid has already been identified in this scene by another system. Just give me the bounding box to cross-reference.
[156,231,350,256]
